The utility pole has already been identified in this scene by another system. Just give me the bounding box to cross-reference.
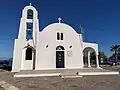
[80,25,84,41]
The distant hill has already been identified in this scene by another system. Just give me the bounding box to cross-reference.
[0,57,12,60]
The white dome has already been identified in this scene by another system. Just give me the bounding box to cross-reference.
[42,23,78,34]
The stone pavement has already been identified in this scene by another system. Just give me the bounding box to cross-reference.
[0,80,19,90]
[14,68,119,77]
[0,66,119,90]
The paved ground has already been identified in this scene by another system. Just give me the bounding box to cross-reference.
[14,68,118,77]
[0,87,4,90]
[0,65,120,90]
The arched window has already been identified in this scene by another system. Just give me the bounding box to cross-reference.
[61,33,63,40]
[25,48,32,60]
[57,32,60,40]
[27,9,33,19]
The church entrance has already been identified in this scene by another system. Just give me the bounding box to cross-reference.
[56,46,65,68]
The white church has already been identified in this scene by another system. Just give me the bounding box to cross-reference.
[12,4,101,72]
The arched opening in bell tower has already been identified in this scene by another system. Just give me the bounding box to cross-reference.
[27,9,33,19]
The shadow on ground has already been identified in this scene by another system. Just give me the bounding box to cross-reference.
[0,66,12,71]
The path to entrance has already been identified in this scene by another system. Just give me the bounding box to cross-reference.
[14,68,119,78]
[0,65,120,90]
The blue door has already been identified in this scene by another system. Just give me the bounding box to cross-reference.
[56,51,64,68]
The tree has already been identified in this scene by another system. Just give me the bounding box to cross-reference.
[98,51,107,64]
[110,45,120,65]
[99,52,105,57]
[90,51,107,64]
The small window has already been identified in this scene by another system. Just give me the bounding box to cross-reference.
[57,32,63,40]
[57,32,60,40]
[46,45,48,48]
[70,45,72,48]
[27,9,33,19]
[25,48,32,60]
[61,33,63,40]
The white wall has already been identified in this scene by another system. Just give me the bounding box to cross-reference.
[12,39,35,72]
[12,5,99,72]
[35,23,84,70]
[12,39,23,72]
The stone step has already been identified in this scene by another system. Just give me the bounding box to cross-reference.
[59,72,82,78]
[61,75,83,78]
[60,72,79,76]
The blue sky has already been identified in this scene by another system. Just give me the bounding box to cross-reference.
[0,0,120,58]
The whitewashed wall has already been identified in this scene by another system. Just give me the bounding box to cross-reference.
[35,23,84,70]
[12,5,99,72]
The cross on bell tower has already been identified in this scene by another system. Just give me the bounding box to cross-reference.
[29,3,32,6]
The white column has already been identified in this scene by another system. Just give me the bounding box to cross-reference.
[82,52,85,68]
[96,54,100,68]
[88,51,91,68]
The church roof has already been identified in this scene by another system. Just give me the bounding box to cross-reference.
[42,22,78,34]
[84,41,97,43]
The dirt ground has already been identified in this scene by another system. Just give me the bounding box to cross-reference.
[0,65,119,90]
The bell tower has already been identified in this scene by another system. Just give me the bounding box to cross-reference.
[18,3,39,47]
[12,4,39,72]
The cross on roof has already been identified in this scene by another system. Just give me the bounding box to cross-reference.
[58,17,62,23]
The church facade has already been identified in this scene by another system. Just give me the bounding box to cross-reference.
[12,4,100,72]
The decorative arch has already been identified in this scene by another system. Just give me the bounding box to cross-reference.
[56,45,65,50]
[83,47,98,68]
[24,45,35,51]
[83,47,96,55]
[22,5,38,20]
